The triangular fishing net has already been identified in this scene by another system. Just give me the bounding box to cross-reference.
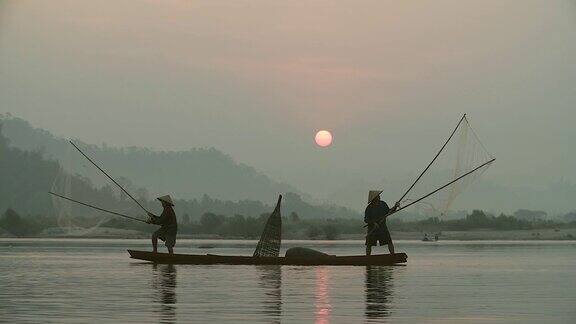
[253,195,283,257]
[396,115,495,217]
[50,143,130,234]
[50,146,74,229]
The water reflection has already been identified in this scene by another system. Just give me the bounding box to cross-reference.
[365,266,393,320]
[256,265,282,322]
[315,267,332,324]
[152,264,177,324]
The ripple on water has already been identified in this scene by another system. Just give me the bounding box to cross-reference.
[1,239,575,323]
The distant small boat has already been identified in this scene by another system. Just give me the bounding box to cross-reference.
[128,250,407,266]
[422,233,440,242]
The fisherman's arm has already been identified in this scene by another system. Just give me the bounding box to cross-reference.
[364,212,379,228]
[377,202,400,223]
[146,211,164,225]
[368,216,381,228]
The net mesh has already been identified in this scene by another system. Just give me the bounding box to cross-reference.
[51,147,73,229]
[253,195,283,258]
[50,143,129,235]
[398,115,494,217]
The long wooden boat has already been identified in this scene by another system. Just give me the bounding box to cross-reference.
[127,250,407,266]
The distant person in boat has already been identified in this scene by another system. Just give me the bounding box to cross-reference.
[146,195,178,254]
[365,190,399,256]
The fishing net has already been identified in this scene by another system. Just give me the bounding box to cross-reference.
[50,143,136,234]
[51,146,74,229]
[253,195,283,258]
[397,115,495,218]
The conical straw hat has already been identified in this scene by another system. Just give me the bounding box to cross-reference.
[157,195,174,206]
[368,190,383,204]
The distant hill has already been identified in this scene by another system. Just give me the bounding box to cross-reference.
[0,115,301,204]
[0,123,112,216]
[0,116,361,220]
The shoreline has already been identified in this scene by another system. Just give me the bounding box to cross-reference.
[1,227,575,241]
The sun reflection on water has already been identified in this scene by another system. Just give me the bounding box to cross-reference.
[315,267,332,324]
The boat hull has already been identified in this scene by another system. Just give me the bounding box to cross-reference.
[127,250,407,266]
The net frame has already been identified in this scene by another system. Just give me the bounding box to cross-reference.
[396,114,495,217]
[253,195,283,258]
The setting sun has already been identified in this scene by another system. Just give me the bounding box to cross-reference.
[315,130,333,147]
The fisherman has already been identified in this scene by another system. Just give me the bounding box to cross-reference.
[146,195,178,254]
[365,190,399,256]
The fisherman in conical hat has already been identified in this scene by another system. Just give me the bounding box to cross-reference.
[146,195,178,254]
[364,191,399,256]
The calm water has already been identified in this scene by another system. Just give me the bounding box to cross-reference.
[1,239,575,323]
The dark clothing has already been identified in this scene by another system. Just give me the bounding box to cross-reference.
[151,206,178,248]
[366,228,392,246]
[365,200,392,246]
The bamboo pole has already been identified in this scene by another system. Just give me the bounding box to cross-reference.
[49,191,148,224]
[396,114,467,204]
[69,140,151,215]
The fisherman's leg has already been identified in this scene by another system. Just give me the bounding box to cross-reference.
[152,232,159,253]
[166,235,176,254]
[387,241,395,255]
[365,236,373,255]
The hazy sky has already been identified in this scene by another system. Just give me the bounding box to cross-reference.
[1,0,575,203]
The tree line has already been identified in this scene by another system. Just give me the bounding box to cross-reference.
[2,207,575,239]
